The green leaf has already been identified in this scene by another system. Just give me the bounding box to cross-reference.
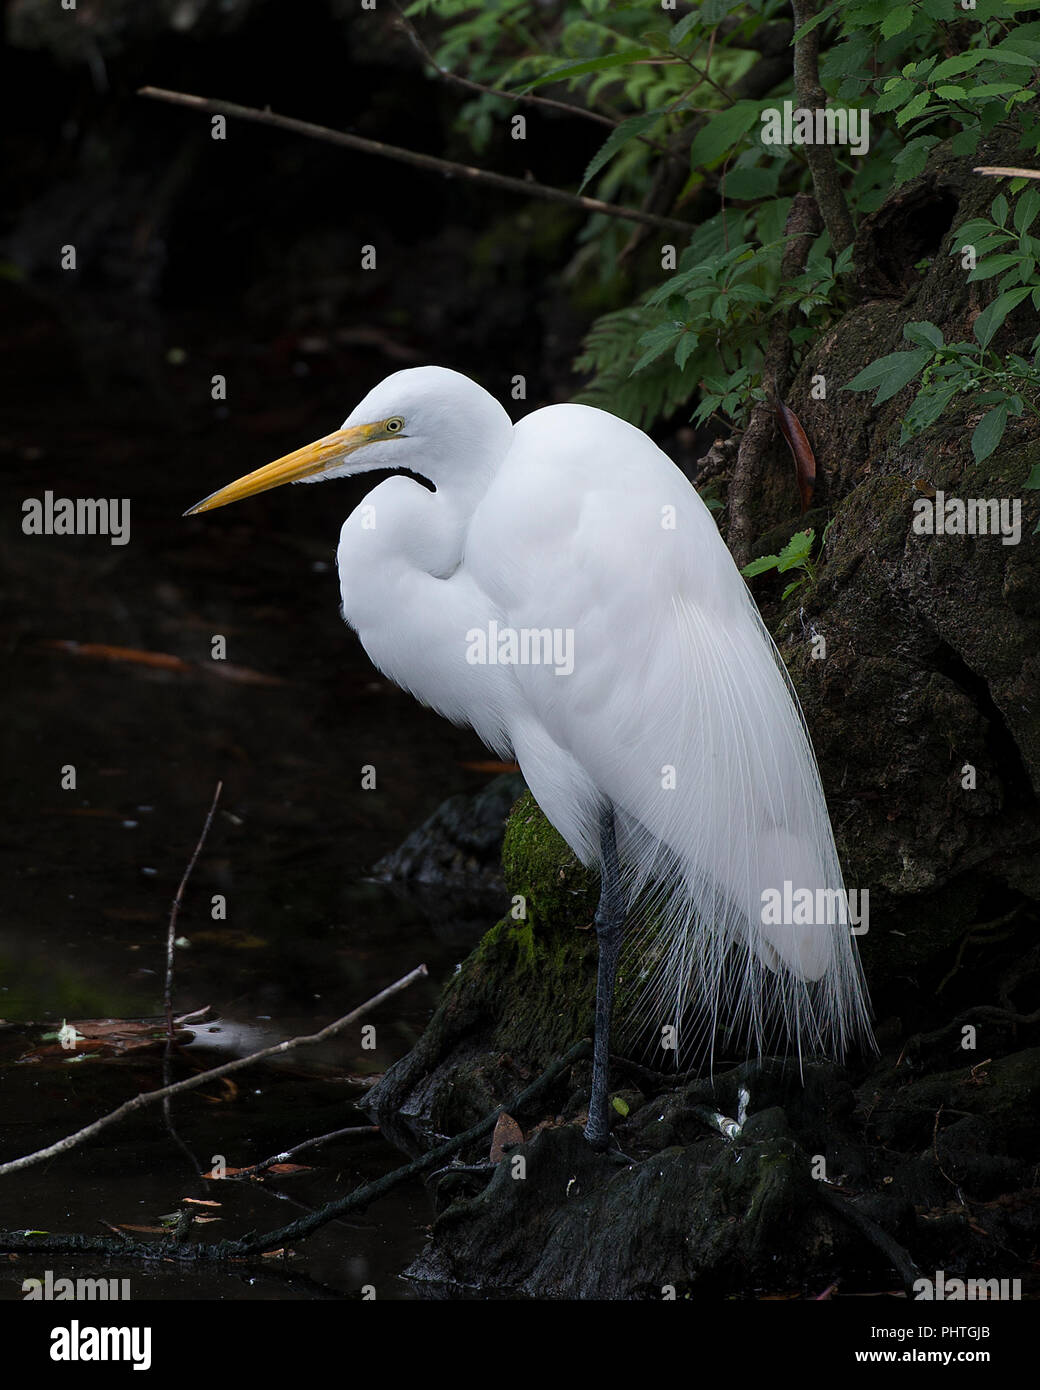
[971,404,1008,462]
[904,381,959,437]
[1024,464,1040,489]
[723,165,780,199]
[893,135,940,185]
[781,578,806,601]
[777,530,814,571]
[988,44,1040,66]
[668,12,701,47]
[897,91,931,126]
[791,0,842,43]
[904,320,944,349]
[741,550,787,578]
[845,348,934,403]
[823,34,873,79]
[875,79,914,114]
[580,109,666,190]
[631,322,682,373]
[689,100,762,167]
[1013,188,1040,233]
[776,553,806,575]
[973,285,1033,348]
[881,4,915,37]
[930,52,987,81]
[520,49,653,92]
[950,126,981,156]
[992,194,1010,227]
[967,253,1027,282]
[675,331,700,371]
[970,82,1023,99]
[611,1095,630,1117]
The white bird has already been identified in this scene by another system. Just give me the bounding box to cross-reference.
[187,365,873,1148]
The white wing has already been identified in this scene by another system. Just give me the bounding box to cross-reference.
[466,403,871,1062]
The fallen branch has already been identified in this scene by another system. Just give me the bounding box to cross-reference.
[0,966,426,1179]
[228,1038,591,1256]
[138,87,692,235]
[0,1039,589,1260]
[816,1186,922,1294]
[230,1125,381,1179]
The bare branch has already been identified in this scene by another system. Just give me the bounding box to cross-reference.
[391,2,614,129]
[391,2,678,166]
[231,1125,380,1179]
[138,87,693,236]
[974,165,1040,179]
[0,966,427,1179]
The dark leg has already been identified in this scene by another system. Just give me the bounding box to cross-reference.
[584,805,624,1150]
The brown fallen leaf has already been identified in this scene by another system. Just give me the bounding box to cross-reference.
[39,640,284,686]
[490,1112,524,1163]
[775,403,816,513]
[205,661,285,687]
[181,1198,221,1207]
[17,1018,190,1064]
[41,640,192,671]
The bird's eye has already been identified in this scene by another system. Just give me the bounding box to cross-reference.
[385,417,404,433]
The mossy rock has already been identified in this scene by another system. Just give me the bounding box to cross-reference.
[364,792,600,1134]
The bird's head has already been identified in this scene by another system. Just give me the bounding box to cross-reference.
[184,365,512,515]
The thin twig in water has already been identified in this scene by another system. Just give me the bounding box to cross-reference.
[137,87,693,236]
[0,966,427,1179]
[162,781,223,1174]
[165,780,223,1038]
[233,1126,381,1179]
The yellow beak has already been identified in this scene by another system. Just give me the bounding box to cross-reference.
[184,421,383,515]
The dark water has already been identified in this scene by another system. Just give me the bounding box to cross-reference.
[0,381,501,1299]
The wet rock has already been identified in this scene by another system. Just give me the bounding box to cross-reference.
[371,773,526,918]
[408,1118,836,1298]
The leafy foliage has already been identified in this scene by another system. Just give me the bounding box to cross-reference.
[741,525,832,601]
[846,193,1040,461]
[408,0,1040,438]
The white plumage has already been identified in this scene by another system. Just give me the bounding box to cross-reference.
[189,365,873,1087]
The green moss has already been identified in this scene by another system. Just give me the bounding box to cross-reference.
[501,791,598,929]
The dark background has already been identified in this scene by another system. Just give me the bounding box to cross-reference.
[0,0,621,1299]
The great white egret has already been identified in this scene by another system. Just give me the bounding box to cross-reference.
[187,365,873,1149]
